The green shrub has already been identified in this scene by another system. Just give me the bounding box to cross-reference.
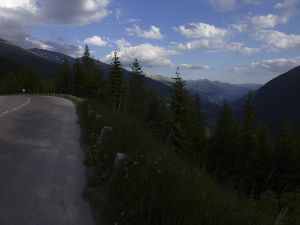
[78,100,281,225]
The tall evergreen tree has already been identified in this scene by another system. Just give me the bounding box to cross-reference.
[169,67,193,154]
[191,93,207,157]
[128,58,147,119]
[82,44,93,65]
[273,126,297,192]
[239,91,259,192]
[107,51,125,114]
[80,44,103,97]
[73,57,83,96]
[56,58,72,94]
[211,102,240,179]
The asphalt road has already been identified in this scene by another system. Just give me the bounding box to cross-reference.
[0,96,95,225]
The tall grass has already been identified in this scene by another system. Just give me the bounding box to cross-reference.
[78,100,281,225]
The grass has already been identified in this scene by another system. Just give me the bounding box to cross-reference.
[77,99,282,225]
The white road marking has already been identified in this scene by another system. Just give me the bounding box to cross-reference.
[0,97,31,118]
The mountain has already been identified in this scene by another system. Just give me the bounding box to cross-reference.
[0,38,61,79]
[254,66,300,134]
[186,79,261,104]
[29,48,75,65]
[30,48,171,97]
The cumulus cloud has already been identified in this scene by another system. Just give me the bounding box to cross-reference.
[207,0,236,12]
[114,39,131,49]
[253,30,300,51]
[104,43,177,67]
[175,22,229,39]
[174,21,259,55]
[38,0,111,25]
[84,35,107,47]
[125,25,164,40]
[180,64,210,70]
[0,0,111,53]
[229,56,300,74]
[251,14,289,29]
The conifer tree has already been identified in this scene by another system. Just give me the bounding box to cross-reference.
[191,93,207,154]
[169,67,193,153]
[254,125,274,193]
[240,91,259,191]
[128,58,147,119]
[82,44,93,65]
[107,51,125,114]
[211,102,240,178]
[274,125,297,192]
[56,58,72,94]
[80,44,103,97]
[73,57,83,96]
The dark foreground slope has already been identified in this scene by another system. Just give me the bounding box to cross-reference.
[254,66,300,133]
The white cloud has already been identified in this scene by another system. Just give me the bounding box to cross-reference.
[24,36,84,56]
[0,0,38,12]
[180,64,210,70]
[84,35,107,47]
[127,18,142,23]
[125,25,164,40]
[0,0,111,51]
[25,37,54,50]
[251,14,289,29]
[275,0,300,9]
[38,0,111,25]
[174,21,258,54]
[104,43,177,67]
[175,22,229,39]
[175,38,259,55]
[229,56,300,74]
[114,39,131,49]
[115,8,122,21]
[227,42,260,54]
[207,0,236,12]
[253,30,300,51]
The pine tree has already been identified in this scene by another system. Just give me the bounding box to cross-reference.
[191,93,207,159]
[211,102,240,179]
[107,51,125,114]
[274,125,297,193]
[56,58,72,94]
[16,68,43,94]
[73,57,83,96]
[169,67,193,154]
[82,44,93,65]
[128,58,147,119]
[240,91,259,192]
[254,125,274,194]
[80,44,103,97]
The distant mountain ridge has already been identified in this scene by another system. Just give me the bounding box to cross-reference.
[145,73,261,104]
[185,79,261,104]
[0,38,61,79]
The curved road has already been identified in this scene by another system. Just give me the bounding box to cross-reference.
[0,96,95,225]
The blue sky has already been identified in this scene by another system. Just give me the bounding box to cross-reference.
[0,0,300,84]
